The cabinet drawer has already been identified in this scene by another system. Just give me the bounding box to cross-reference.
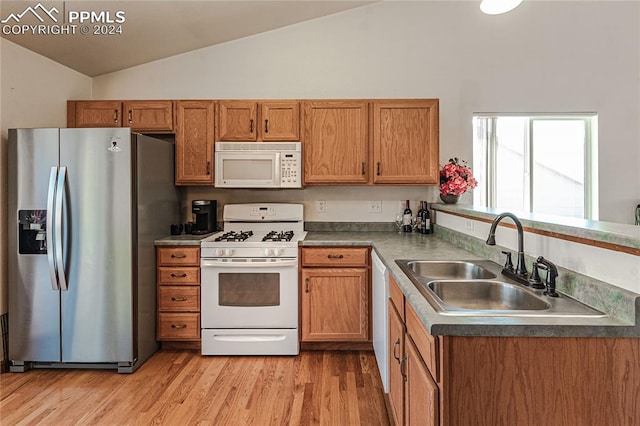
[158,267,200,284]
[157,313,200,340]
[158,286,200,312]
[389,275,405,321]
[301,247,369,267]
[157,246,200,266]
[406,302,438,382]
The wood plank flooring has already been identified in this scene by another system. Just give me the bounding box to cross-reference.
[0,350,390,425]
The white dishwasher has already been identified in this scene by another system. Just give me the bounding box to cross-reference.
[372,250,389,393]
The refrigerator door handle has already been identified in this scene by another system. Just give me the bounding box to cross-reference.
[47,167,60,290]
[55,166,69,291]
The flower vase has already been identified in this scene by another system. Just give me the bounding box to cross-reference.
[440,194,460,204]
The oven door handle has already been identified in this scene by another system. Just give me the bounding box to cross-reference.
[201,259,298,268]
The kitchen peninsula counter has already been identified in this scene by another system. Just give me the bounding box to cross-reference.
[301,231,640,338]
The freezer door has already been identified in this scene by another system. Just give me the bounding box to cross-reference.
[8,128,62,363]
[59,128,134,363]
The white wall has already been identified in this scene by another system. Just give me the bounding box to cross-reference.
[92,1,640,225]
[0,39,92,317]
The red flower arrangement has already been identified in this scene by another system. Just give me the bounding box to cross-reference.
[439,158,478,196]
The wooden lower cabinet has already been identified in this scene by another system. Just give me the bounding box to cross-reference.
[387,275,640,426]
[300,247,371,343]
[156,246,201,347]
[388,300,406,426]
[405,335,438,426]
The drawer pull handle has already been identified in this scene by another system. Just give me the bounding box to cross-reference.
[170,254,187,259]
[171,324,188,329]
[327,254,344,259]
[377,162,381,176]
[113,109,119,123]
[361,162,366,175]
[171,297,188,302]
[249,119,254,133]
[305,278,310,293]
[265,119,269,133]
[128,109,133,123]
[171,273,188,278]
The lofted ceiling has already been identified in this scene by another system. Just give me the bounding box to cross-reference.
[0,0,374,77]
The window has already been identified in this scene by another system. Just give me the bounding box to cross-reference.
[473,114,598,220]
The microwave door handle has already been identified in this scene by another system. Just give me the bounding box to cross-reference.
[274,152,281,186]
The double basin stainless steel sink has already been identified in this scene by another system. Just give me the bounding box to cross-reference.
[395,260,606,317]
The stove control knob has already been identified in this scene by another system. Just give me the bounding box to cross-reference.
[264,248,273,256]
[225,249,234,256]
[215,249,224,256]
[274,248,284,256]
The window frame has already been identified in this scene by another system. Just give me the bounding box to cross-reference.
[473,113,598,220]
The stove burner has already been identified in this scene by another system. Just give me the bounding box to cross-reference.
[262,230,294,242]
[214,230,254,242]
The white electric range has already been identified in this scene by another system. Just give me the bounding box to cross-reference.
[200,203,306,355]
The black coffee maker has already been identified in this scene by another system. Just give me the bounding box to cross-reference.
[192,200,217,234]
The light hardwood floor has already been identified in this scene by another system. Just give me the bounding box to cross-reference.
[0,350,390,425]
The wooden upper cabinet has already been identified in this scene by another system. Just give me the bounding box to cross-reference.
[68,100,174,132]
[372,99,439,184]
[123,100,174,132]
[217,100,299,141]
[260,102,299,141]
[217,101,258,141]
[70,101,122,128]
[303,101,369,184]
[175,100,215,185]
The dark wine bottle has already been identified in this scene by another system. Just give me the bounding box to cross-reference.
[415,201,424,232]
[420,201,432,234]
[402,200,412,232]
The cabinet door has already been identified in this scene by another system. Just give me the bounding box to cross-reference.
[303,101,369,184]
[372,99,439,184]
[260,101,300,141]
[218,101,258,141]
[175,100,215,185]
[405,336,439,426]
[72,101,122,128]
[300,268,368,341]
[123,100,173,132]
[388,301,405,426]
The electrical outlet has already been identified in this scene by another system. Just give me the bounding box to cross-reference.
[368,200,382,213]
[316,200,326,213]
[465,219,475,231]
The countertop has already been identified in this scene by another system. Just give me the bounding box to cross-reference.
[155,231,640,338]
[303,232,639,337]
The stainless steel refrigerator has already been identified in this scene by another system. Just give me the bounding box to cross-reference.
[8,128,179,373]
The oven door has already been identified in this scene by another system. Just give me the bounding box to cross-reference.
[201,257,298,328]
[214,151,280,188]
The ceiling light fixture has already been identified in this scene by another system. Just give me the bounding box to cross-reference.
[480,0,524,15]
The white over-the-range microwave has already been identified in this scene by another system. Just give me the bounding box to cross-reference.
[214,142,302,188]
